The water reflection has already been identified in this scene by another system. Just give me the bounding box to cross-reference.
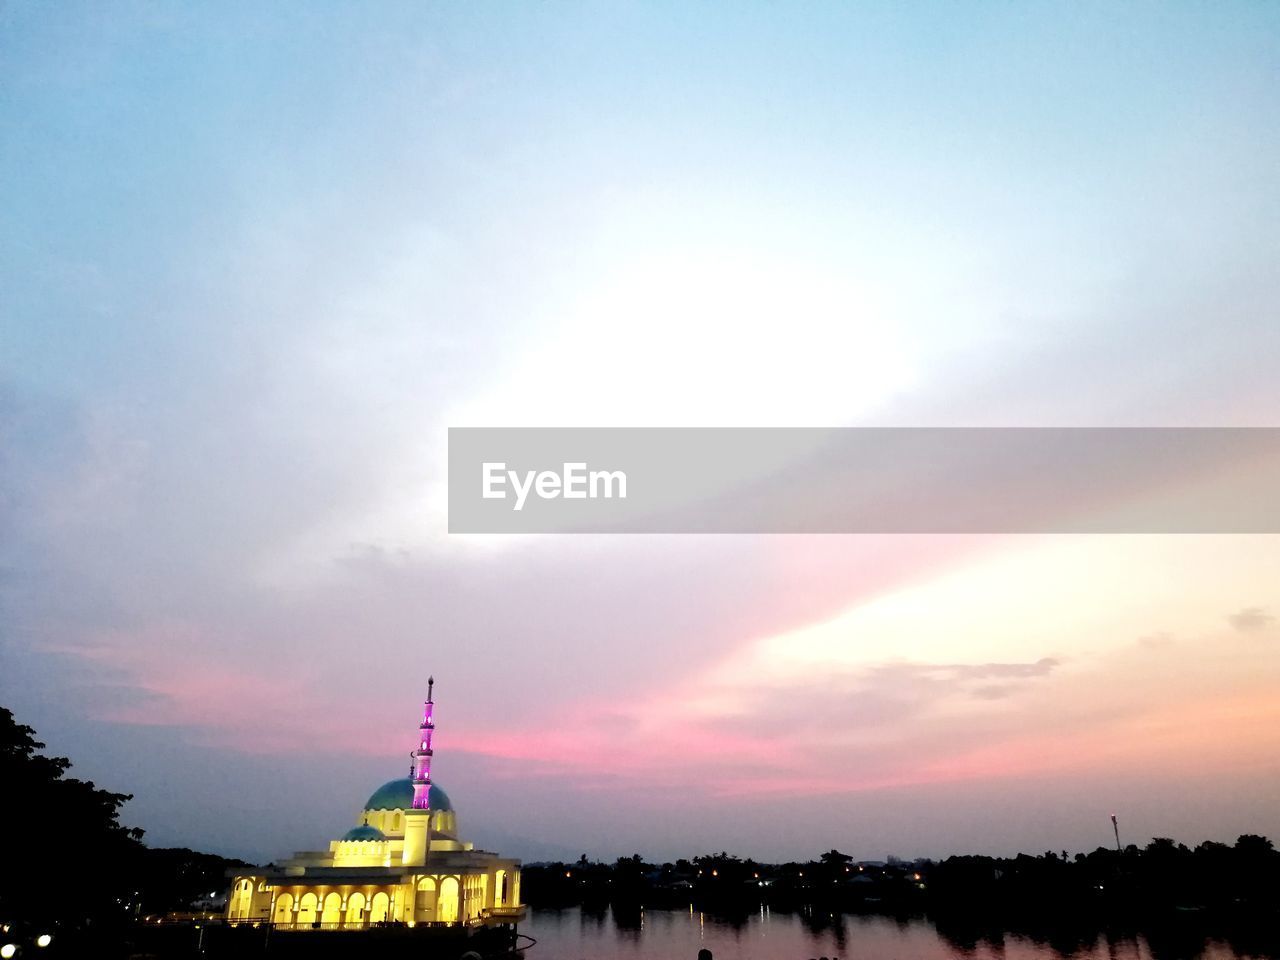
[522,905,1276,960]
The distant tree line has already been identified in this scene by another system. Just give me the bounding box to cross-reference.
[929,836,1279,915]
[524,837,1280,918]
[526,848,927,910]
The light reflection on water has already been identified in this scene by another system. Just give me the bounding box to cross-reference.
[520,905,1255,960]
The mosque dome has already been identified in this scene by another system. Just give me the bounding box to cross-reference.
[341,824,386,842]
[364,778,453,812]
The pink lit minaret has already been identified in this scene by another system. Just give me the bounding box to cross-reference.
[401,678,435,866]
[411,677,435,810]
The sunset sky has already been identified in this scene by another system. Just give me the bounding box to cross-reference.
[3,3,1279,864]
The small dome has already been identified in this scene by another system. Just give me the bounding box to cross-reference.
[364,778,453,812]
[342,824,386,842]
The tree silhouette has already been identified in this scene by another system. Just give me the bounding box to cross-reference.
[1,706,145,925]
[1235,834,1274,855]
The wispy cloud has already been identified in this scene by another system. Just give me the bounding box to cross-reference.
[1228,607,1275,633]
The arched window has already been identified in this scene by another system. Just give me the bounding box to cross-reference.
[297,892,318,926]
[345,892,366,927]
[229,878,257,920]
[321,892,342,927]
[415,877,436,921]
[437,877,459,923]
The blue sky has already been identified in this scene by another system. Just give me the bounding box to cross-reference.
[3,3,1280,863]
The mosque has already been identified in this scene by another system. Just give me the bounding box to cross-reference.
[225,679,523,929]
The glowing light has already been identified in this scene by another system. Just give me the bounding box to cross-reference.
[1,944,16,959]
[36,935,52,948]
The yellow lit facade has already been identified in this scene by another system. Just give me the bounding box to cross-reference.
[226,684,523,929]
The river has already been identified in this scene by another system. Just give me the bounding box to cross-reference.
[519,904,1272,960]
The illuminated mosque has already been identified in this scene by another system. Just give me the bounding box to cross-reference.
[226,679,523,928]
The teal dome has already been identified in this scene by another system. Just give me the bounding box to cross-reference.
[364,778,453,812]
[342,824,386,842]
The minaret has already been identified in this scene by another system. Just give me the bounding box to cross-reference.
[401,678,435,867]
[412,677,435,808]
